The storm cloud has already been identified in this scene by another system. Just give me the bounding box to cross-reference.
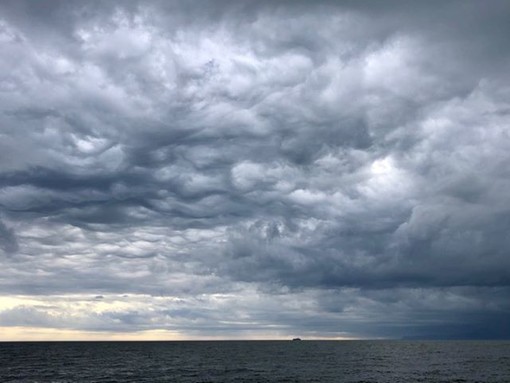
[0,0,509,339]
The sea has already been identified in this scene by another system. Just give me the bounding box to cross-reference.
[0,340,509,382]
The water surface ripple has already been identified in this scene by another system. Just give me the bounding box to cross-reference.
[1,340,509,382]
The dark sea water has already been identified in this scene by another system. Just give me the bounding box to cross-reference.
[0,340,509,383]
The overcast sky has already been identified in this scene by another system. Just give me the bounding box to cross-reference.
[0,0,509,340]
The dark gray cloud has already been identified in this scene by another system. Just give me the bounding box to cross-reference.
[0,0,509,339]
[0,218,18,254]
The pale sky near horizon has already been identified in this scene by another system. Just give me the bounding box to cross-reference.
[0,0,509,340]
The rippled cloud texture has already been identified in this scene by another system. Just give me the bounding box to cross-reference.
[0,0,509,340]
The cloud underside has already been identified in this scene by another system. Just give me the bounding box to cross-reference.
[0,0,509,339]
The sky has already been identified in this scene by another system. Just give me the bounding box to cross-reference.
[0,0,509,341]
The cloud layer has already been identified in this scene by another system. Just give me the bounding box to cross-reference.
[0,0,509,339]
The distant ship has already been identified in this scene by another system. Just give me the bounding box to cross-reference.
[292,338,302,341]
